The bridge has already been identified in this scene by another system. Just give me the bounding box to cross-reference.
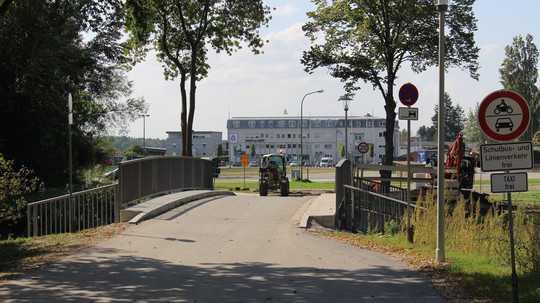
[8,157,448,302]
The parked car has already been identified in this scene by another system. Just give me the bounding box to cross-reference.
[248,161,258,167]
[289,161,298,167]
[232,161,241,167]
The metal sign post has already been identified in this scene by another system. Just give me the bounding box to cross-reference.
[398,83,419,244]
[478,89,531,303]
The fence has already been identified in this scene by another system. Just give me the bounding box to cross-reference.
[27,156,214,237]
[338,185,420,233]
[335,159,424,233]
[27,184,118,237]
[118,156,213,207]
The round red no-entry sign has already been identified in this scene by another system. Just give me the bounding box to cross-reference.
[398,83,419,106]
[357,142,369,154]
[478,90,530,142]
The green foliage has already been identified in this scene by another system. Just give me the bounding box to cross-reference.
[499,34,540,141]
[411,190,540,276]
[0,0,147,185]
[123,144,149,159]
[217,143,223,157]
[384,220,400,237]
[124,0,271,156]
[302,0,479,167]
[419,93,465,142]
[250,143,256,158]
[463,102,492,148]
[0,154,43,228]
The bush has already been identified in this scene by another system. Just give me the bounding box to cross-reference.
[0,154,43,238]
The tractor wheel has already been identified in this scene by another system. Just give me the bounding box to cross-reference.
[259,181,268,196]
[280,179,289,196]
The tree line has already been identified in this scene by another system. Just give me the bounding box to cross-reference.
[414,34,539,149]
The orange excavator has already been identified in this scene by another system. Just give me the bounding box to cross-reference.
[426,133,478,190]
[444,134,477,189]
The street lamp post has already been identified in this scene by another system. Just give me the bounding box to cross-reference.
[300,90,323,179]
[140,114,150,148]
[339,96,353,160]
[436,0,448,263]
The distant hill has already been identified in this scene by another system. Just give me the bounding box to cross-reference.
[109,136,166,151]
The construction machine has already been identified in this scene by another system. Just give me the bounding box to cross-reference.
[259,153,289,196]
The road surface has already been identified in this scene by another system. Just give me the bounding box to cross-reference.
[0,194,445,302]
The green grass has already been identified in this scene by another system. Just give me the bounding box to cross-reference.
[214,180,335,190]
[325,231,540,303]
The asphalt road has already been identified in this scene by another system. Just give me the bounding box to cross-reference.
[0,194,445,302]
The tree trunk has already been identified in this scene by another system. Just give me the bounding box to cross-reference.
[381,75,396,193]
[180,72,189,156]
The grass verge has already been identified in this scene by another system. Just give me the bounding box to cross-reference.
[214,180,335,190]
[320,231,540,303]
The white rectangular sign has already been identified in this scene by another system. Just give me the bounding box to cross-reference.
[490,172,528,193]
[480,142,533,172]
[398,107,418,120]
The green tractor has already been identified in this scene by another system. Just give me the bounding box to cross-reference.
[259,153,289,196]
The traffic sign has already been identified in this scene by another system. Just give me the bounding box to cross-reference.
[241,155,248,167]
[480,142,533,172]
[478,90,530,142]
[490,172,528,193]
[398,107,418,120]
[357,142,369,154]
[398,83,419,106]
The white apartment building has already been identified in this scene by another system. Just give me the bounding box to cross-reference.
[227,115,400,165]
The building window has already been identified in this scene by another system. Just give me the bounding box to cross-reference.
[314,120,321,127]
[248,120,256,128]
[379,132,384,137]
[268,121,273,128]
[277,120,286,128]
[302,120,309,127]
[367,121,373,127]
[277,134,280,139]
[288,120,296,127]
[260,121,265,128]
[379,121,386,126]
[325,121,333,127]
[232,121,240,128]
[288,134,291,138]
[324,144,332,149]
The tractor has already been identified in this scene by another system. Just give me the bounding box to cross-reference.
[259,153,289,196]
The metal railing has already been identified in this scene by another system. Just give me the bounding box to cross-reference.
[119,156,214,207]
[26,156,214,237]
[338,184,422,233]
[27,184,118,237]
[354,177,407,201]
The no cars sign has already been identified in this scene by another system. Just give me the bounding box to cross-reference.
[478,90,530,142]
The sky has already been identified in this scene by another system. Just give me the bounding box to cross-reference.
[123,0,540,140]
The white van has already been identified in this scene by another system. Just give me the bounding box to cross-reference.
[320,157,333,167]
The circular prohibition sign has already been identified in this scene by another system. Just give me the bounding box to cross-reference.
[357,142,369,154]
[398,83,419,106]
[478,90,530,142]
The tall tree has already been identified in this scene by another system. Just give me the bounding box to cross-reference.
[124,0,271,156]
[302,0,479,182]
[0,0,146,185]
[499,34,540,141]
[463,102,490,148]
[430,93,465,142]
